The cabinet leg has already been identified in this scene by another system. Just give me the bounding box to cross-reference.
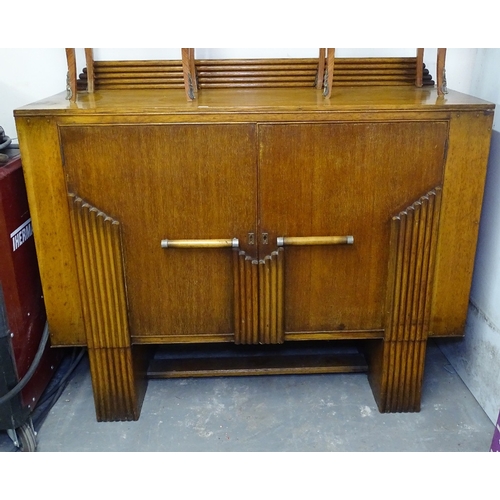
[366,338,427,413]
[367,188,441,413]
[68,195,149,421]
[88,346,149,422]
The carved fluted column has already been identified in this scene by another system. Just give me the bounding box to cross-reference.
[69,194,147,421]
[369,188,442,412]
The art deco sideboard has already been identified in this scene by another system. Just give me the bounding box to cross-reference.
[14,53,494,421]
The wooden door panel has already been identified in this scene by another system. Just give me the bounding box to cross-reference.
[259,122,448,334]
[60,124,257,340]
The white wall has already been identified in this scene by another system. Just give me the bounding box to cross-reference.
[0,49,68,140]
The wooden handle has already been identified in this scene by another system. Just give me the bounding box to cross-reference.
[277,235,354,247]
[161,238,239,249]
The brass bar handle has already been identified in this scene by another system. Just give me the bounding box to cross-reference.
[277,235,354,247]
[161,238,239,249]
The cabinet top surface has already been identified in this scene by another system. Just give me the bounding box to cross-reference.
[14,86,495,118]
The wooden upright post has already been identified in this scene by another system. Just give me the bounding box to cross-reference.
[415,48,424,87]
[182,48,197,101]
[323,48,335,99]
[437,48,447,96]
[316,48,326,89]
[65,48,77,102]
[84,48,95,93]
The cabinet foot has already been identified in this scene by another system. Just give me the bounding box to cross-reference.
[366,339,427,413]
[88,346,149,422]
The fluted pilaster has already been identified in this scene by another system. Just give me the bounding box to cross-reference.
[233,248,284,344]
[69,194,142,421]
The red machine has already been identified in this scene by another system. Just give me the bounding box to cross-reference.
[0,140,62,451]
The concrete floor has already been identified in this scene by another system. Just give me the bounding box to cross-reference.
[0,340,495,452]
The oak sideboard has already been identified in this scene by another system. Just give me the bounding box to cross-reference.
[15,69,494,421]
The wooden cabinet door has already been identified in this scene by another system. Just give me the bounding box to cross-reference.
[258,122,448,338]
[60,124,257,342]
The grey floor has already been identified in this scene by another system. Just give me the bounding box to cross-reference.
[0,340,495,452]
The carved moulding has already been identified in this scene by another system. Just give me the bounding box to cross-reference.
[68,194,143,421]
[233,248,285,345]
[372,187,443,413]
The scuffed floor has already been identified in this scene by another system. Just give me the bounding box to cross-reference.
[0,341,494,452]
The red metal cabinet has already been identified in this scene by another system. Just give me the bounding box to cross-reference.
[0,150,61,418]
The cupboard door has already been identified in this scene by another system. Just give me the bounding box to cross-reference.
[258,122,447,337]
[60,124,257,342]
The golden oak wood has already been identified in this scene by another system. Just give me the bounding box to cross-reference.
[74,56,435,94]
[15,83,494,421]
[84,48,94,93]
[316,49,326,89]
[416,48,424,87]
[65,48,77,101]
[437,48,447,95]
[430,111,494,336]
[258,121,446,334]
[69,48,439,101]
[15,117,85,346]
[60,123,257,346]
[324,48,335,98]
